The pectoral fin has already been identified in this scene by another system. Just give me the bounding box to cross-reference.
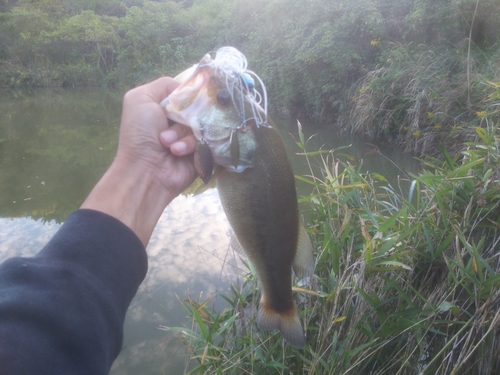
[292,222,315,279]
[186,165,221,196]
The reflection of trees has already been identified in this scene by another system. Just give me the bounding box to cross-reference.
[0,88,122,222]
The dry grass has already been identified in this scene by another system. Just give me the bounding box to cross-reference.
[346,43,500,157]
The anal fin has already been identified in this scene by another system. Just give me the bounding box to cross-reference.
[292,222,315,279]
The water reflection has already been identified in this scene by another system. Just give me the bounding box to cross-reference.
[0,88,120,222]
[112,189,242,374]
[0,217,60,260]
[0,88,420,374]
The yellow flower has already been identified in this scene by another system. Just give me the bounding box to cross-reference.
[403,126,409,131]
[476,111,488,118]
[427,112,435,119]
[370,39,380,47]
[434,123,442,130]
[413,130,421,137]
[358,86,369,94]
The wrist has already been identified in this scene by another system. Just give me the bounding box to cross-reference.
[81,157,173,246]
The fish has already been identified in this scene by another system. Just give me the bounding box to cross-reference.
[161,47,315,349]
[162,47,263,178]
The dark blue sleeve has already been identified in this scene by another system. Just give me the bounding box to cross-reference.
[0,209,148,375]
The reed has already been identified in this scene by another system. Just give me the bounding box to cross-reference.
[347,43,500,157]
[167,89,500,373]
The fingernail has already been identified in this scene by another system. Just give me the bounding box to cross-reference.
[171,141,187,155]
[160,130,178,144]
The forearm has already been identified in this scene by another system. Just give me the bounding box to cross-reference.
[0,210,147,375]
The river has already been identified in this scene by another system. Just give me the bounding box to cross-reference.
[0,87,420,374]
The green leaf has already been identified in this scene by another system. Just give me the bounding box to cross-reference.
[371,173,387,181]
[192,305,208,340]
[214,313,238,336]
[379,210,401,233]
[265,361,288,369]
[475,127,489,144]
[437,301,455,312]
[296,149,333,157]
[297,120,305,146]
[447,158,485,177]
[439,143,455,169]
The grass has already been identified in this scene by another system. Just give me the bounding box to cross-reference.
[346,43,500,157]
[165,85,500,374]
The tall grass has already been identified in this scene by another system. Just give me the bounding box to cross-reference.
[166,87,500,374]
[347,43,500,157]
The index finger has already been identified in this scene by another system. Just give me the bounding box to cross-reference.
[127,77,181,105]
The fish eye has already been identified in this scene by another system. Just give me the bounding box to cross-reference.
[216,91,231,106]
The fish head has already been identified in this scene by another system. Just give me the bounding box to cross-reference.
[162,47,268,173]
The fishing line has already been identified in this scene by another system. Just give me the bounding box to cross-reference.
[209,47,269,130]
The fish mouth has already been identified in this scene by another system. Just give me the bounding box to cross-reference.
[161,64,212,139]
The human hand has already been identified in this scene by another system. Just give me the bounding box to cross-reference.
[81,77,198,246]
[117,77,198,197]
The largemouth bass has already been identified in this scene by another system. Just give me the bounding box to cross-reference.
[161,47,314,349]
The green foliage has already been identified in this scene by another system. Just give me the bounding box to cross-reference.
[42,10,119,74]
[171,121,500,374]
[219,0,385,119]
[1,5,54,61]
[0,0,499,149]
[0,2,121,86]
[116,1,187,83]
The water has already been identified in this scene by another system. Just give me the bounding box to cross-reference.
[0,88,419,374]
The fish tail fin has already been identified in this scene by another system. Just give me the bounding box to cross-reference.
[257,298,305,349]
[292,222,315,279]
